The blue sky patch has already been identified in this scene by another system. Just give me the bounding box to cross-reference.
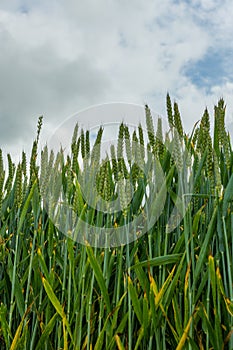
[182,48,233,91]
[19,5,29,14]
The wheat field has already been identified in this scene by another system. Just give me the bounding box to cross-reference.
[0,95,232,349]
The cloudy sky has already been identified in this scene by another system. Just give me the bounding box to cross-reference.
[1,0,233,161]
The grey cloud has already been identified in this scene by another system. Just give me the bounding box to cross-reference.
[0,31,110,151]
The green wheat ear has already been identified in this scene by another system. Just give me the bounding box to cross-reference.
[85,130,90,158]
[5,153,15,194]
[21,151,27,177]
[73,180,84,217]
[36,115,43,142]
[138,123,145,160]
[124,125,131,166]
[91,126,103,165]
[131,130,143,185]
[118,157,129,180]
[206,133,214,191]
[39,145,48,197]
[66,162,73,202]
[166,92,173,129]
[145,104,156,153]
[95,156,114,202]
[172,128,182,171]
[202,107,210,132]
[117,122,124,160]
[0,148,3,175]
[222,131,231,170]
[118,172,128,217]
[213,151,222,195]
[214,98,226,148]
[155,117,164,159]
[80,129,85,159]
[96,158,107,198]
[192,127,199,148]
[173,101,183,138]
[71,123,79,173]
[0,149,4,215]
[15,163,23,209]
[199,108,210,153]
[215,100,231,169]
[110,145,118,181]
[131,162,140,189]
[0,179,3,216]
[71,123,78,146]
[131,130,138,158]
[71,141,79,174]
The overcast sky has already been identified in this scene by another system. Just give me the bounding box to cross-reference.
[1,0,233,161]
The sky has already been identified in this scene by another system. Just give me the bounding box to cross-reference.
[1,0,233,162]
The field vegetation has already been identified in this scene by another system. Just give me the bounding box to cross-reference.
[0,95,233,349]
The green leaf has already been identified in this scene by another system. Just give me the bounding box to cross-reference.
[130,254,182,270]
[9,305,31,350]
[35,313,59,350]
[172,297,182,337]
[128,276,143,325]
[17,180,37,234]
[133,254,150,297]
[223,173,233,216]
[134,326,144,350]
[7,255,24,318]
[194,206,217,283]
[42,277,64,319]
[0,303,11,347]
[94,315,110,350]
[198,305,219,349]
[42,276,77,349]
[86,245,111,314]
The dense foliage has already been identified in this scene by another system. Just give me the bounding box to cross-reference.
[0,95,233,349]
